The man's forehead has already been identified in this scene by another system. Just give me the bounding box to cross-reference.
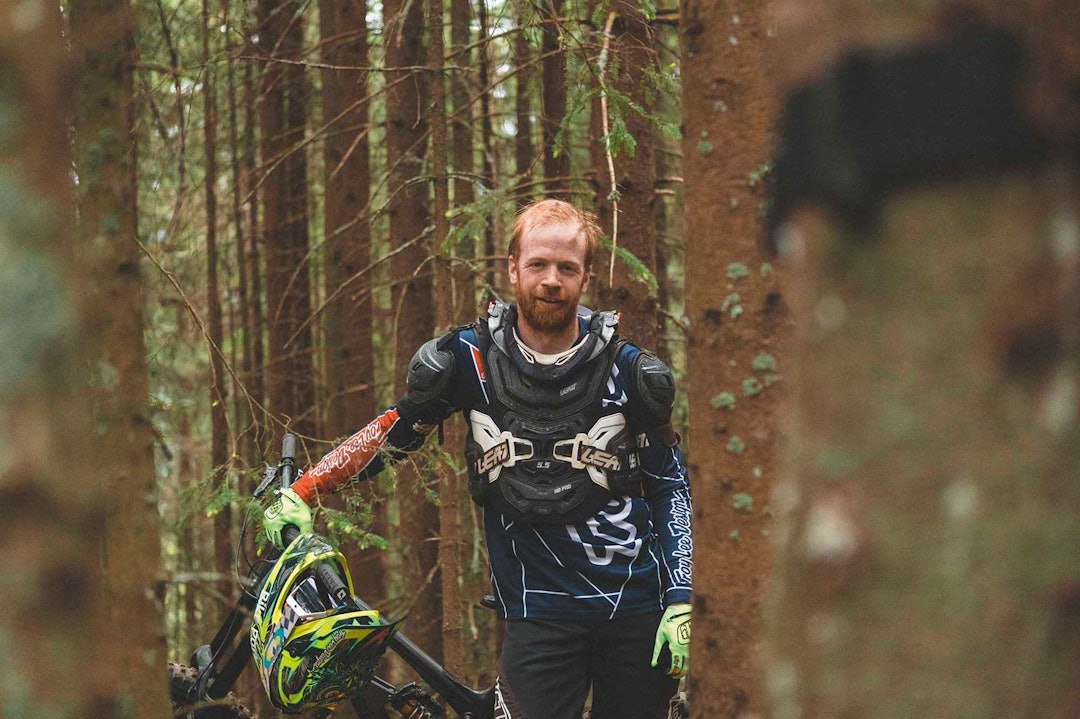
[519,221,586,251]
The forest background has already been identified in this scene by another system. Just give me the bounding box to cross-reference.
[0,0,1077,717]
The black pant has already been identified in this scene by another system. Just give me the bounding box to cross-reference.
[494,613,679,719]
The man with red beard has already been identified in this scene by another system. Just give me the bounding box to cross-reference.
[265,199,693,719]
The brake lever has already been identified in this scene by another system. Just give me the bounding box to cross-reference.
[253,463,278,498]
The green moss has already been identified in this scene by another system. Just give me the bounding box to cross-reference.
[711,392,736,410]
[752,352,777,372]
[726,435,746,454]
[726,262,749,281]
[732,493,754,512]
[743,377,763,396]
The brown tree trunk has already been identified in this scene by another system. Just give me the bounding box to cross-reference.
[319,0,386,624]
[765,5,1080,717]
[257,0,316,439]
[540,0,570,197]
[679,0,782,714]
[321,0,374,438]
[477,0,500,294]
[429,0,464,672]
[69,0,170,713]
[513,0,535,206]
[203,0,233,619]
[225,0,256,466]
[590,2,662,349]
[384,0,442,659]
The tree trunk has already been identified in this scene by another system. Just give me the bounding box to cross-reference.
[513,0,535,206]
[429,0,464,672]
[225,0,256,466]
[590,1,662,349]
[540,0,570,197]
[384,0,442,659]
[257,0,316,439]
[477,0,500,294]
[321,0,374,439]
[69,0,170,713]
[203,0,233,621]
[679,0,782,714]
[765,6,1080,717]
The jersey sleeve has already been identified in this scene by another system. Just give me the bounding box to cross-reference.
[641,440,693,606]
[619,344,693,606]
[291,330,469,505]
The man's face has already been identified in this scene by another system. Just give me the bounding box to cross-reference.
[508,221,590,334]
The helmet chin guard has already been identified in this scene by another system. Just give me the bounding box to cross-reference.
[250,533,399,712]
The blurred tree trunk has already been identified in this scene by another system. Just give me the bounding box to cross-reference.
[590,1,661,349]
[765,5,1080,717]
[0,4,117,716]
[540,0,570,198]
[68,0,170,713]
[679,0,782,714]
[257,0,316,439]
[384,0,441,659]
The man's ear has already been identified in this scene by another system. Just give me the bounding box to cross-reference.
[507,255,518,287]
[581,267,591,293]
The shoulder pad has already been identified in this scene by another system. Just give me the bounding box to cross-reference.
[631,350,676,423]
[406,333,457,404]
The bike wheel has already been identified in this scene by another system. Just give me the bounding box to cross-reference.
[168,662,255,719]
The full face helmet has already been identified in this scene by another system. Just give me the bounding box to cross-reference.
[250,533,399,712]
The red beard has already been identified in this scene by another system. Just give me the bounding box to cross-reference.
[515,286,578,333]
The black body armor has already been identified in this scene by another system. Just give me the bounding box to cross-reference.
[465,303,643,524]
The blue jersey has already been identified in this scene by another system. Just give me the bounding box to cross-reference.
[305,317,693,621]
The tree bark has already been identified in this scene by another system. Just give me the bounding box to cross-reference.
[540,0,571,197]
[765,5,1080,717]
[257,0,316,439]
[429,0,464,672]
[590,1,662,349]
[384,0,442,659]
[203,0,233,620]
[513,0,535,206]
[69,0,170,713]
[321,0,374,439]
[680,0,782,714]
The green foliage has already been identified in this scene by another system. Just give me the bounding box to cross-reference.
[601,236,659,294]
[760,262,773,277]
[726,435,746,454]
[742,377,762,396]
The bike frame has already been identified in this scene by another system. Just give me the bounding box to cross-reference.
[181,434,495,719]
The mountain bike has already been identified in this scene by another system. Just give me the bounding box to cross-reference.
[169,434,686,718]
[170,433,495,718]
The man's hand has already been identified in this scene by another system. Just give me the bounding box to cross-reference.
[651,603,692,679]
[263,487,313,548]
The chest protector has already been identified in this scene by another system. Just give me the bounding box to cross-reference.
[465,303,643,524]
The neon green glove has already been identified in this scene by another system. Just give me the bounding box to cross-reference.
[651,603,692,679]
[263,487,313,548]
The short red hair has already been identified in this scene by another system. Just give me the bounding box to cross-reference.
[508,199,600,272]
